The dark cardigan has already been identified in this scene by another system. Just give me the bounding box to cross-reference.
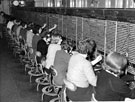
[95,70,135,101]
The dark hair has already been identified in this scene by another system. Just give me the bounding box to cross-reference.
[0,11,5,15]
[78,39,96,58]
[66,40,76,52]
[52,33,62,38]
[20,21,26,27]
[51,33,62,44]
[61,40,69,50]
[27,22,34,30]
[15,19,21,23]
[86,40,97,61]
[33,25,41,34]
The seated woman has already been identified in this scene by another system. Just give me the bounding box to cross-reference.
[6,18,15,35]
[64,39,98,101]
[45,33,62,70]
[36,33,62,90]
[31,25,42,59]
[19,22,28,42]
[94,52,135,101]
[85,39,103,72]
[37,33,51,63]
[53,39,71,86]
[86,39,97,61]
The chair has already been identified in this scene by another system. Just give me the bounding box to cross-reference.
[12,38,22,57]
[28,64,43,83]
[63,78,95,102]
[91,93,98,102]
[25,59,35,72]
[49,85,67,102]
[24,48,36,72]
[35,69,50,91]
[28,53,44,83]
[20,46,32,65]
[41,68,64,102]
[34,52,50,91]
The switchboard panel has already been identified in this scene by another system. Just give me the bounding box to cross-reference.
[116,22,129,56]
[77,17,83,41]
[83,18,105,52]
[57,15,62,35]
[38,13,48,25]
[63,15,68,38]
[48,14,59,29]
[66,16,76,41]
[106,20,116,53]
[128,24,135,64]
[12,10,135,64]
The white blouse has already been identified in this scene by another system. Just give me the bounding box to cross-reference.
[66,52,97,88]
[45,44,61,69]
[7,21,14,30]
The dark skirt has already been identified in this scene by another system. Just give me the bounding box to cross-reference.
[66,85,94,101]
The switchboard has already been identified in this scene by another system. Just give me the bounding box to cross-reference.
[106,20,116,53]
[116,22,129,56]
[83,18,105,52]
[12,10,135,64]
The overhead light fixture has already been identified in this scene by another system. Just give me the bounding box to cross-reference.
[12,0,25,7]
[12,0,19,6]
[19,0,25,7]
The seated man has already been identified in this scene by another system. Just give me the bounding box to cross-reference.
[94,52,135,101]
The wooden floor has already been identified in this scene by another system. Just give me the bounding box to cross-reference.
[0,38,54,102]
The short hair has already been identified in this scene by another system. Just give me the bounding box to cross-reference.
[67,40,76,52]
[21,21,26,27]
[86,40,96,52]
[33,25,41,34]
[51,33,62,44]
[78,39,96,55]
[78,41,88,54]
[105,52,128,74]
[61,40,69,50]
[0,11,5,15]
[52,33,62,38]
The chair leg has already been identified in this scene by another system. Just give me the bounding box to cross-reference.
[37,83,39,91]
[41,93,45,101]
[30,75,32,83]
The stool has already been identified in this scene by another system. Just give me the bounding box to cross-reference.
[41,68,62,101]
[28,64,43,83]
[35,74,50,91]
[41,84,62,101]
[49,85,66,102]
[25,63,35,72]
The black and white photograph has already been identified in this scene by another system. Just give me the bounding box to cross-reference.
[0,0,135,102]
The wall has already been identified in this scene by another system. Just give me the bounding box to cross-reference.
[0,0,10,14]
